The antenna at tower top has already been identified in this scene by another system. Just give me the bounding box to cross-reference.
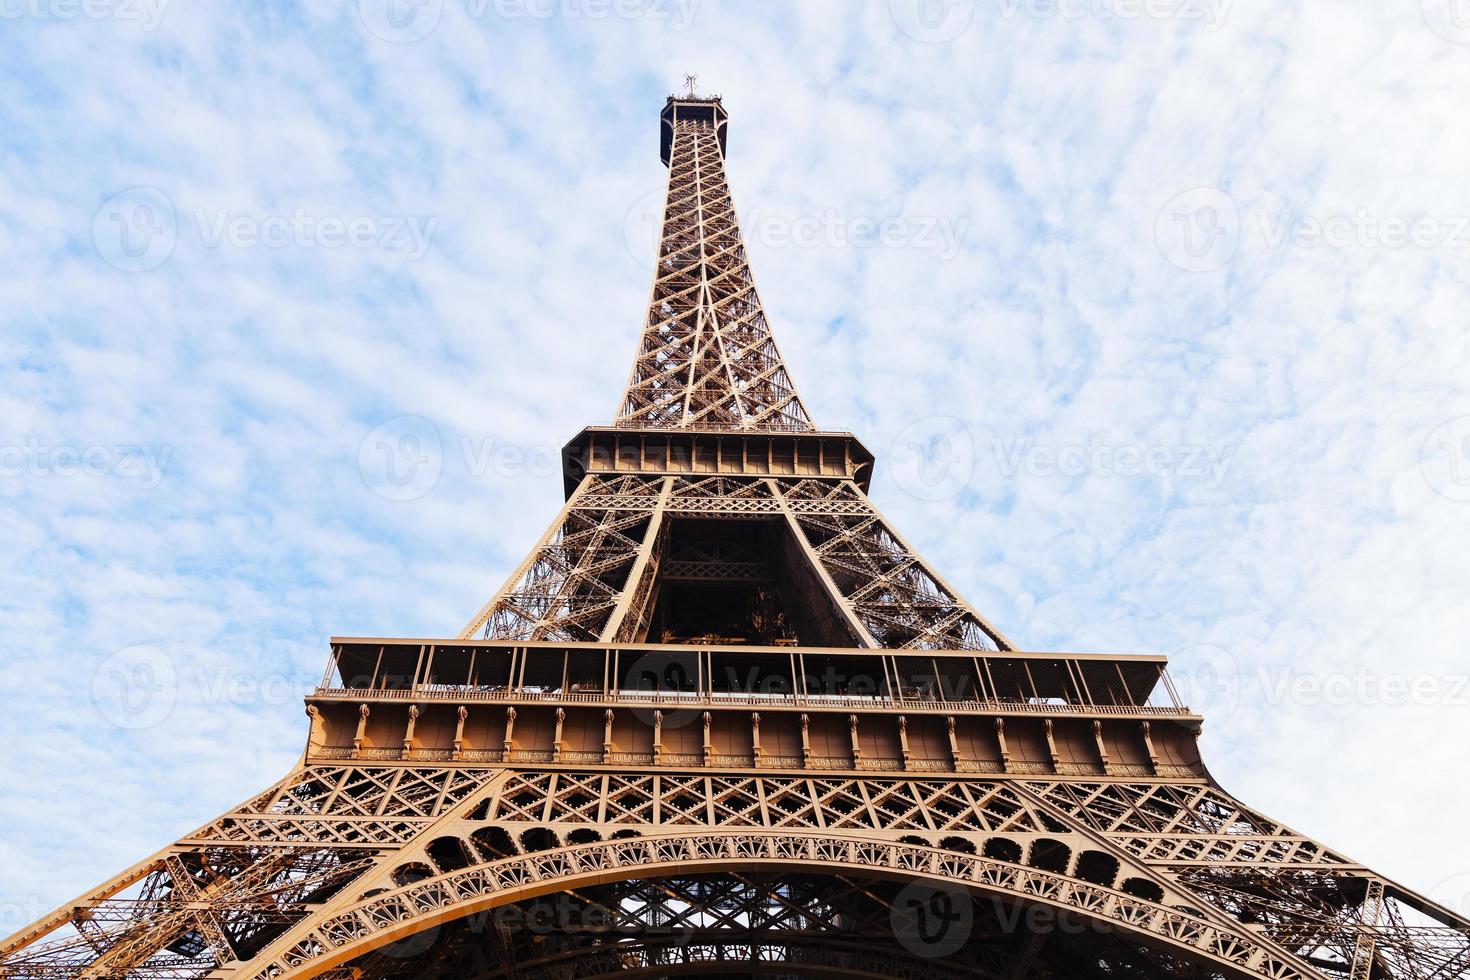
[683,73,698,98]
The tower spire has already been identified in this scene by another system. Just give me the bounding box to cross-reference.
[616,93,813,432]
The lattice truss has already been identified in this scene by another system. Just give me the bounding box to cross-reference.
[335,873,1206,980]
[0,767,494,980]
[10,766,1464,980]
[460,474,1011,651]
[438,772,1468,980]
[615,112,812,431]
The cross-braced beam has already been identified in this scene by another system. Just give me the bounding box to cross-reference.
[616,105,812,432]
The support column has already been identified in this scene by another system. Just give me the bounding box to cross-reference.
[1092,719,1110,771]
[768,479,881,648]
[1350,880,1385,980]
[1141,721,1159,770]
[402,705,419,756]
[452,706,468,761]
[600,476,676,642]
[352,704,370,760]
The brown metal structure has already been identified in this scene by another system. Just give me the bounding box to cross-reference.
[4,91,1466,980]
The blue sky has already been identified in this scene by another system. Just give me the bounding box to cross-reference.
[3,0,1470,928]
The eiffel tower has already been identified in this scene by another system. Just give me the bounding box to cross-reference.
[5,89,1467,980]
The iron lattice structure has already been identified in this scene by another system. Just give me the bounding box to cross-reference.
[4,92,1466,980]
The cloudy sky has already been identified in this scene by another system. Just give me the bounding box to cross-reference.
[3,0,1469,929]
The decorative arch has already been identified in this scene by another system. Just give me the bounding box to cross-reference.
[388,932,1014,979]
[242,832,1318,980]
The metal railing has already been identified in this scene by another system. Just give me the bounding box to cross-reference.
[310,684,1193,717]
